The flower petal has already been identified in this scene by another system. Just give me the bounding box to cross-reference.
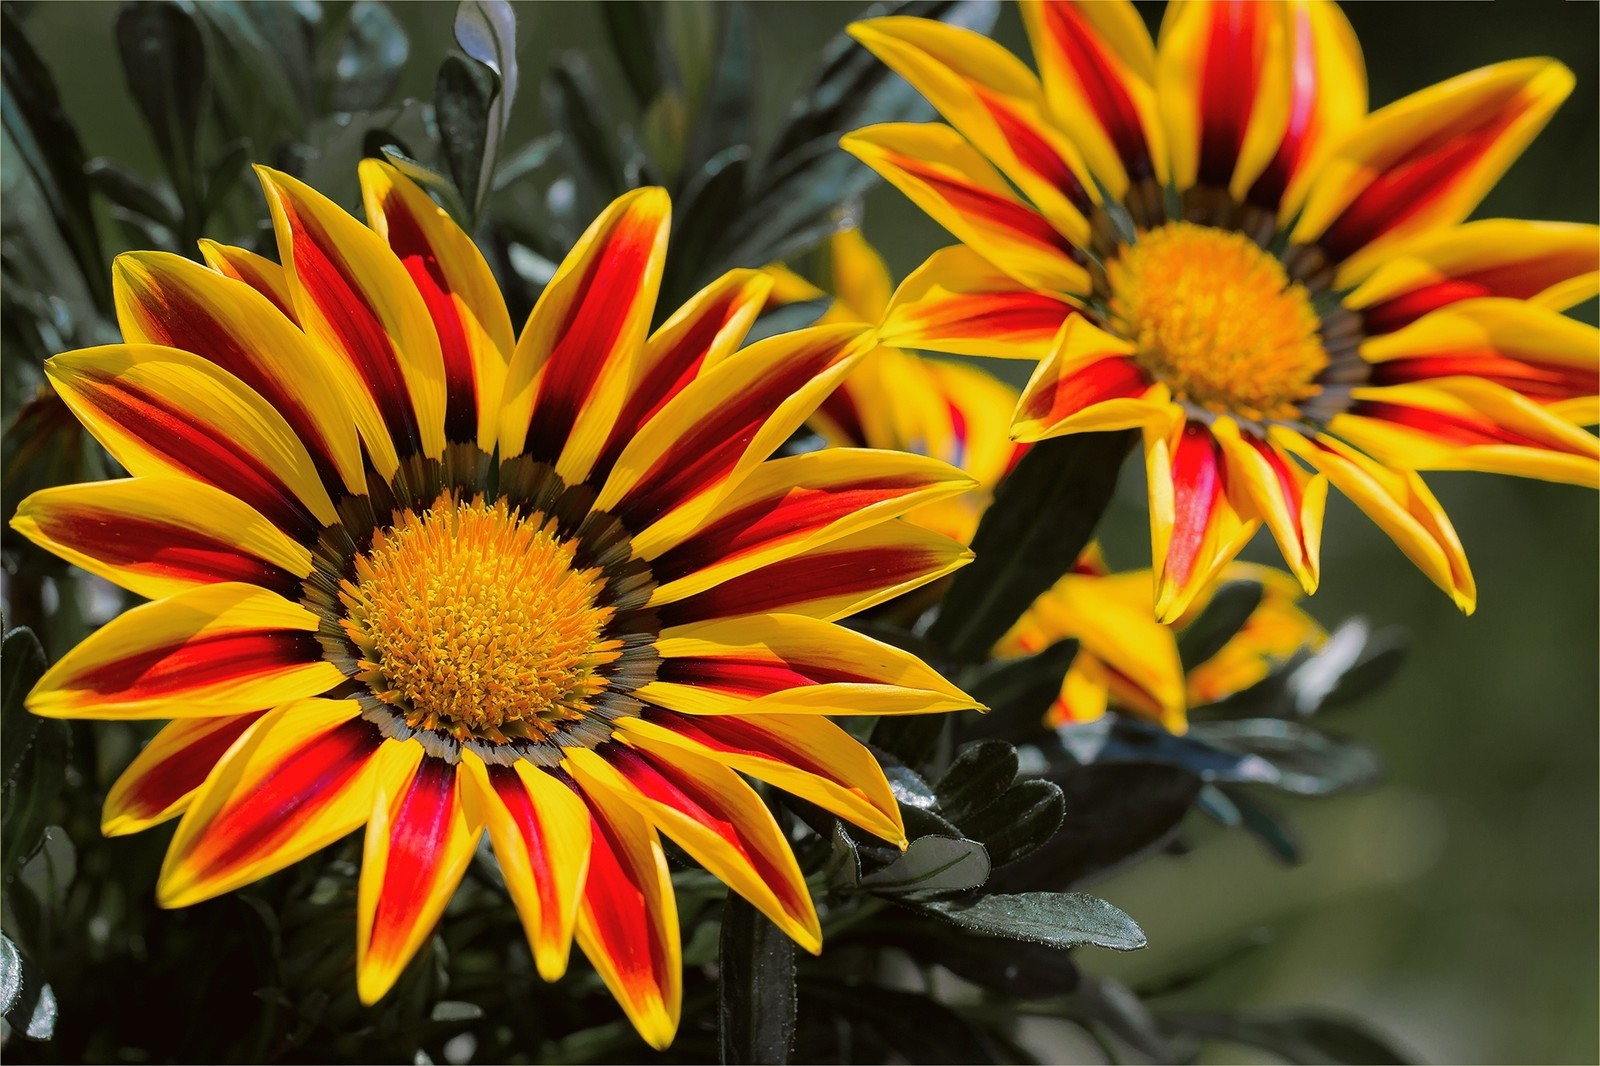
[619,711,904,846]
[598,325,875,552]
[157,699,382,907]
[113,250,366,495]
[570,775,681,1052]
[841,123,1086,294]
[656,521,972,627]
[1146,421,1260,623]
[27,582,343,720]
[1012,316,1169,441]
[645,448,975,603]
[1293,58,1575,283]
[571,742,821,953]
[46,344,337,538]
[849,16,1094,241]
[1272,428,1475,613]
[500,187,671,483]
[641,612,976,717]
[1210,417,1326,594]
[1019,0,1166,196]
[879,245,1082,360]
[361,159,515,453]
[356,750,482,1004]
[102,711,266,836]
[12,476,311,601]
[197,240,298,323]
[457,758,590,982]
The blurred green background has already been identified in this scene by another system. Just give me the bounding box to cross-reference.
[16,1,1598,1062]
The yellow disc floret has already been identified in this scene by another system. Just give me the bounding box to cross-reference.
[1107,222,1328,421]
[340,492,620,744]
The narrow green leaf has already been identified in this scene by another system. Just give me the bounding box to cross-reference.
[963,638,1078,744]
[718,893,796,1065]
[116,1,208,211]
[329,0,410,113]
[542,53,628,208]
[454,0,518,218]
[1188,719,1382,796]
[85,158,180,229]
[492,132,561,192]
[2,627,48,796]
[1072,975,1173,1062]
[1161,1009,1413,1064]
[870,712,948,774]
[933,740,1017,825]
[1289,619,1408,715]
[922,892,1146,951]
[602,1,672,107]
[1176,581,1264,672]
[861,835,990,896]
[434,53,498,223]
[682,2,751,181]
[929,430,1137,661]
[1226,787,1301,863]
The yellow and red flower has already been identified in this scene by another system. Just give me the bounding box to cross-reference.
[844,0,1600,620]
[11,164,981,1047]
[766,227,1026,544]
[998,549,1323,734]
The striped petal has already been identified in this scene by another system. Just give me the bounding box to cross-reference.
[1146,421,1260,623]
[112,250,366,495]
[102,711,266,836]
[618,711,904,846]
[841,123,1085,294]
[356,749,482,1004]
[46,344,337,539]
[1019,0,1166,196]
[1293,58,1575,284]
[571,776,681,1052]
[11,477,311,601]
[641,612,976,717]
[569,742,821,953]
[1013,316,1170,441]
[1272,428,1475,613]
[257,165,447,465]
[1211,417,1326,594]
[458,758,590,981]
[1347,221,1600,333]
[27,582,344,720]
[598,325,875,553]
[361,159,515,453]
[879,246,1082,360]
[592,269,772,485]
[849,17,1094,242]
[1333,381,1600,487]
[197,240,298,323]
[499,187,671,483]
[657,521,972,627]
[646,449,975,603]
[157,699,383,907]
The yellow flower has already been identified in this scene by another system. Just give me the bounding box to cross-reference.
[844,0,1599,621]
[11,164,981,1048]
[997,548,1324,734]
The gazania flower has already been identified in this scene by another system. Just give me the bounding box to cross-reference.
[766,228,1026,544]
[12,163,981,1047]
[997,549,1323,734]
[844,1,1600,620]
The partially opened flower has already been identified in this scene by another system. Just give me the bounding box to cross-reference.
[766,228,1025,544]
[12,163,981,1047]
[844,0,1600,620]
[998,548,1323,734]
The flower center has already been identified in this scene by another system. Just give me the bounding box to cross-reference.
[1107,222,1327,421]
[339,492,620,745]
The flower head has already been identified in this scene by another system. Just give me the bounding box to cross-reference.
[844,0,1599,620]
[13,164,980,1047]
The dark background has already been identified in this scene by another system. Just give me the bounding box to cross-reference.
[19,1,1599,1061]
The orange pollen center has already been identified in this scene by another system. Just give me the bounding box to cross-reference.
[339,493,619,743]
[1107,222,1327,421]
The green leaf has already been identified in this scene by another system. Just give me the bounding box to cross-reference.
[963,638,1078,744]
[1176,581,1264,672]
[718,893,796,1065]
[883,764,936,810]
[933,741,1017,825]
[193,1,316,131]
[2,628,67,884]
[2,627,47,795]
[602,1,673,108]
[492,132,561,193]
[116,1,208,212]
[823,821,861,894]
[85,158,180,229]
[929,430,1137,661]
[435,53,498,225]
[1161,1009,1413,1064]
[801,981,999,1065]
[862,836,990,896]
[542,53,629,209]
[1228,787,1301,863]
[329,0,410,113]
[864,916,1080,997]
[1188,719,1382,796]
[1073,974,1173,1061]
[1290,619,1408,715]
[377,144,471,227]
[0,931,56,1040]
[923,892,1146,952]
[960,778,1065,867]
[870,711,948,774]
[454,0,518,219]
[682,2,751,183]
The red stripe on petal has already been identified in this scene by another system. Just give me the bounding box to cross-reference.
[1356,400,1551,449]
[919,170,1075,253]
[367,758,459,966]
[115,712,264,825]
[980,92,1092,211]
[1043,3,1153,180]
[1166,424,1225,591]
[1364,251,1600,334]
[187,718,383,882]
[1371,354,1598,403]
[31,509,301,597]
[658,654,872,698]
[76,372,318,538]
[1017,356,1150,428]
[641,711,840,782]
[582,803,674,1010]
[1197,2,1266,187]
[489,766,564,932]
[71,629,326,701]
[1247,3,1320,209]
